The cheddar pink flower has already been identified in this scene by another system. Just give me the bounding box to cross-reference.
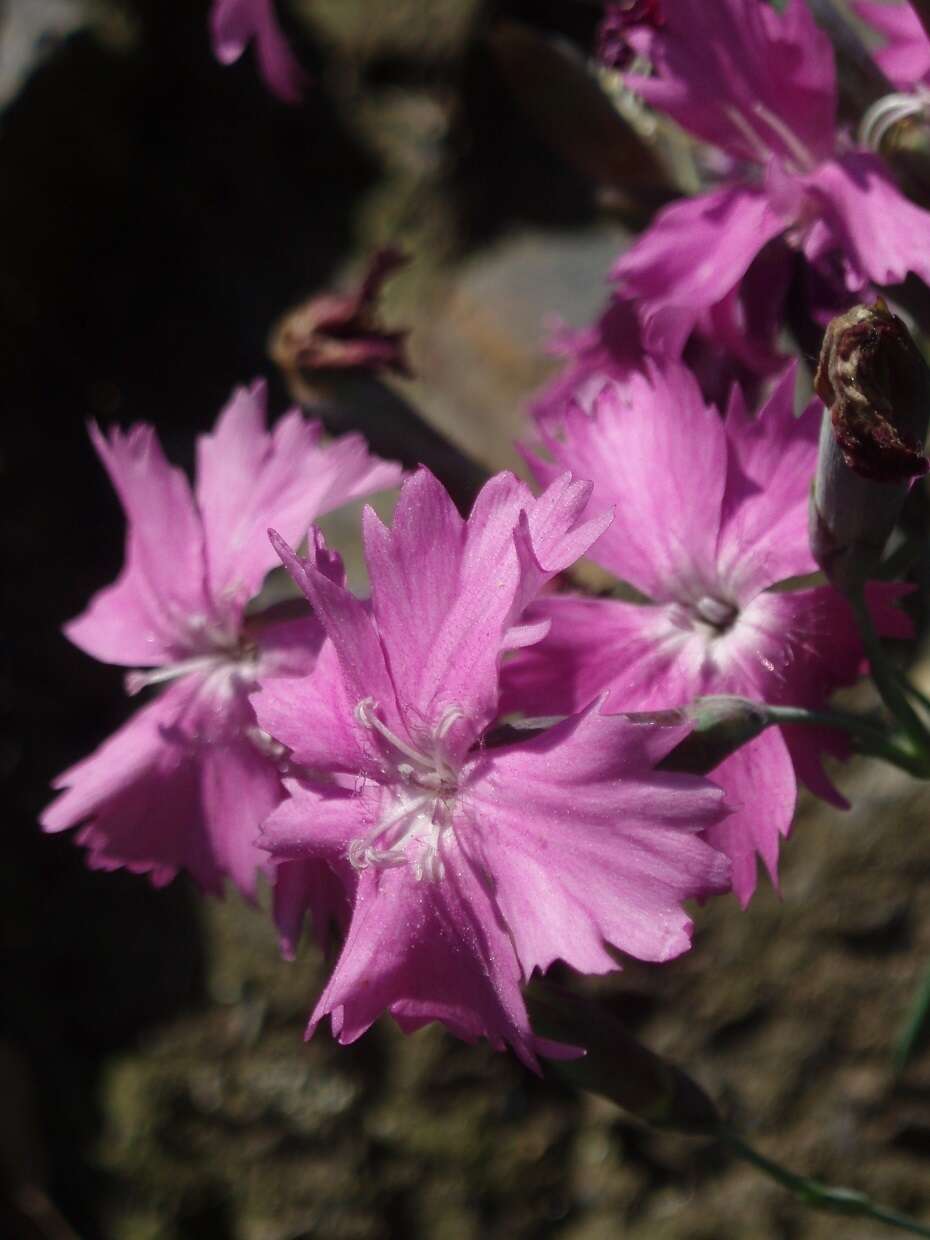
[42,383,402,899]
[252,469,729,1067]
[611,0,930,361]
[211,0,307,104]
[507,363,911,906]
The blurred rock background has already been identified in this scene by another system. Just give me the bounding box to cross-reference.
[5,1,930,1236]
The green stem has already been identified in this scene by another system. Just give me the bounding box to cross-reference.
[720,1130,930,1236]
[848,588,930,764]
[763,704,928,776]
[895,959,930,1073]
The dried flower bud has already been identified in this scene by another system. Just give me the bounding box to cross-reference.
[269,248,411,382]
[810,300,930,590]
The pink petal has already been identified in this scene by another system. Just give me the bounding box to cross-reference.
[803,153,930,290]
[309,862,543,1069]
[524,363,727,601]
[267,528,405,739]
[500,594,706,718]
[272,858,351,960]
[41,677,276,895]
[610,186,789,359]
[625,0,836,163]
[462,704,730,978]
[252,637,385,778]
[703,728,797,906]
[853,2,930,86]
[362,469,609,756]
[715,366,821,597]
[210,0,308,104]
[195,382,401,607]
[65,423,210,666]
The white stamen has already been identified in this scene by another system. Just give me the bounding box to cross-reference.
[349,698,466,881]
[125,654,223,696]
[354,697,435,769]
[750,100,816,173]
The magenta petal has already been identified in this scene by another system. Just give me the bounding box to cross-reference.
[66,423,210,666]
[463,704,730,977]
[611,186,788,357]
[804,153,930,289]
[854,2,930,87]
[309,862,543,1070]
[703,729,797,906]
[624,0,836,163]
[716,366,821,597]
[210,0,308,103]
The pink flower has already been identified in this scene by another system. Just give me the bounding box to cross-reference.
[252,469,730,1067]
[210,0,307,104]
[507,362,911,906]
[854,2,930,88]
[610,0,930,362]
[42,382,402,900]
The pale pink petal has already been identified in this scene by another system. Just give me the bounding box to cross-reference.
[65,423,210,666]
[715,367,821,597]
[524,363,727,601]
[210,0,308,104]
[803,153,930,289]
[462,705,730,978]
[610,185,789,359]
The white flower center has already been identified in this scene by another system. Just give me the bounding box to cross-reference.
[692,594,738,633]
[349,698,463,882]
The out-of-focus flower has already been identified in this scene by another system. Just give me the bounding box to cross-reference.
[606,0,930,367]
[42,383,402,900]
[506,362,911,905]
[210,0,308,104]
[252,469,729,1067]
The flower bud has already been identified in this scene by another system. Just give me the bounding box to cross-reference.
[810,300,930,591]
